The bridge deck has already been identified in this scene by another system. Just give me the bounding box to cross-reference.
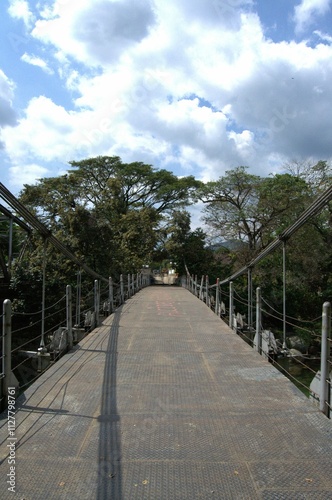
[1,286,332,499]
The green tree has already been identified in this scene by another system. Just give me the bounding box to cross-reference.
[161,210,216,278]
[196,167,263,256]
[196,167,311,263]
[17,156,201,283]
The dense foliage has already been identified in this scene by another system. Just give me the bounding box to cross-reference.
[17,156,201,278]
[2,156,331,345]
[195,161,332,337]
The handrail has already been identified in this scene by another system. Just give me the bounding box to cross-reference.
[219,184,332,284]
[185,273,331,419]
[0,272,150,410]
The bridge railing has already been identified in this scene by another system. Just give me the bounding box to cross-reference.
[1,305,7,394]
[320,302,332,417]
[186,273,331,419]
[0,272,150,411]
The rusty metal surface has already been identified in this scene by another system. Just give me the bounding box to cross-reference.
[0,286,331,499]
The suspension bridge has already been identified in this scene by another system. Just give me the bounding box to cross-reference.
[0,183,331,498]
[0,283,332,499]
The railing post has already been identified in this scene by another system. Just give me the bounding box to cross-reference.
[282,240,287,349]
[109,277,114,314]
[215,278,220,316]
[199,276,204,301]
[194,275,198,296]
[40,238,47,351]
[248,267,253,330]
[66,285,73,349]
[229,281,234,329]
[205,275,209,306]
[94,280,100,328]
[127,274,131,298]
[76,270,82,327]
[120,274,124,303]
[3,300,18,397]
[320,301,331,417]
[256,287,262,354]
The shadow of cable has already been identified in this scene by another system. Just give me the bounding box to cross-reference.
[97,306,122,500]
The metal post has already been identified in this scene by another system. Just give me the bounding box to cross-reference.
[120,274,124,304]
[76,270,82,327]
[229,281,234,329]
[199,276,204,301]
[66,285,73,349]
[127,274,131,298]
[256,287,262,354]
[132,274,135,295]
[194,275,198,296]
[320,302,331,417]
[282,241,287,349]
[206,275,209,306]
[248,267,252,330]
[3,299,11,395]
[40,238,47,351]
[3,300,17,395]
[215,278,220,316]
[8,217,13,274]
[94,280,100,328]
[109,277,114,314]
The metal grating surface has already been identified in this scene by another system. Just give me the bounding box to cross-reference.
[0,286,331,499]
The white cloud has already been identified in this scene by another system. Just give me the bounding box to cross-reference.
[314,29,332,42]
[32,0,156,67]
[21,53,54,74]
[0,71,17,151]
[2,0,332,192]
[294,0,331,33]
[0,71,17,127]
[9,164,49,189]
[7,0,34,28]
[3,96,76,162]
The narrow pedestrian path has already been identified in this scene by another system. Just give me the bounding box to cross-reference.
[0,286,331,499]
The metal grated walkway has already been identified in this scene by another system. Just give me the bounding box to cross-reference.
[0,286,332,499]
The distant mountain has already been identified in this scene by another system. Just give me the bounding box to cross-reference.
[208,239,245,251]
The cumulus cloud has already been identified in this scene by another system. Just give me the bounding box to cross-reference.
[7,0,35,28]
[3,0,332,189]
[314,29,332,42]
[0,71,18,150]
[21,53,54,74]
[74,0,156,64]
[32,0,156,66]
[294,0,331,33]
[3,96,75,162]
[0,71,17,127]
[9,164,49,189]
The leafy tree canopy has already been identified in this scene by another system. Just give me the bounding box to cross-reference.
[196,166,311,260]
[17,156,202,281]
[20,156,201,220]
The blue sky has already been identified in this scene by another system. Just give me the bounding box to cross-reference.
[1,0,332,197]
